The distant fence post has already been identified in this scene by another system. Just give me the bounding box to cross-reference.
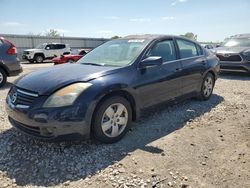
[31,36,35,48]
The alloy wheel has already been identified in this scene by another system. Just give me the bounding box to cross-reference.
[36,56,43,63]
[101,103,128,138]
[203,76,213,97]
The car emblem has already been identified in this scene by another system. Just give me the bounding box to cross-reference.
[222,54,231,57]
[11,92,18,104]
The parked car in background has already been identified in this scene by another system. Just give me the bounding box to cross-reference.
[23,43,71,63]
[6,35,219,143]
[0,37,22,88]
[201,43,216,53]
[52,49,90,65]
[216,33,250,73]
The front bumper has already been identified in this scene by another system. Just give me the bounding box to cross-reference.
[220,61,250,73]
[22,54,33,60]
[6,96,91,141]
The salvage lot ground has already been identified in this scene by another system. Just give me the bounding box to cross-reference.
[0,62,249,188]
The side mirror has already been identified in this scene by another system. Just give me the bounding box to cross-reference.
[140,56,163,68]
[45,47,50,50]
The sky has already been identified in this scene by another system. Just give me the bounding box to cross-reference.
[0,0,249,42]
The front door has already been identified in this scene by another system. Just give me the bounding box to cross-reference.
[135,39,183,107]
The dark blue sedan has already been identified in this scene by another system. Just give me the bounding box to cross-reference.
[6,35,220,143]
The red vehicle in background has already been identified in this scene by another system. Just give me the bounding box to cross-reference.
[52,49,90,65]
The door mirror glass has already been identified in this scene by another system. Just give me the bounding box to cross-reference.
[140,56,163,68]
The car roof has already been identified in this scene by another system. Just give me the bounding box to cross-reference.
[230,33,250,39]
[123,34,177,40]
[123,34,201,45]
[43,43,67,45]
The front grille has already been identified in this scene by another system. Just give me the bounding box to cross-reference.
[23,51,29,55]
[216,54,242,62]
[9,87,38,107]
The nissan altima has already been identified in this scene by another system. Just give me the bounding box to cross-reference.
[6,35,220,143]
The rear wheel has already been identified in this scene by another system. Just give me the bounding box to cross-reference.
[0,68,7,88]
[199,73,214,100]
[35,55,44,63]
[92,96,132,143]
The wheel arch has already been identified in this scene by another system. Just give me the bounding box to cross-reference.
[0,63,10,76]
[34,53,45,59]
[205,69,216,81]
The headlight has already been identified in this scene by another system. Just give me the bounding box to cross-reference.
[43,83,92,108]
[242,51,250,57]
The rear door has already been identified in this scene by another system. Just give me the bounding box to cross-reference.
[136,39,183,107]
[55,44,66,56]
[175,38,207,94]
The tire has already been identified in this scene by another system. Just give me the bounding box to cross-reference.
[199,73,215,101]
[0,68,7,88]
[67,59,75,64]
[92,96,132,143]
[35,55,44,63]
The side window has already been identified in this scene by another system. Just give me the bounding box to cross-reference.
[177,39,199,59]
[45,45,50,50]
[53,44,59,49]
[196,44,204,55]
[0,40,3,46]
[147,40,177,62]
[79,50,86,55]
[45,44,54,50]
[56,44,65,49]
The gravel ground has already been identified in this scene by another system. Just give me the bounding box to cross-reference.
[0,62,249,188]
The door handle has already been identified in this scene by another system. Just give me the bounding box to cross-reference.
[201,60,206,65]
[175,68,182,72]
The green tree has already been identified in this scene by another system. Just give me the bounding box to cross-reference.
[180,32,198,41]
[45,29,61,37]
[111,36,121,39]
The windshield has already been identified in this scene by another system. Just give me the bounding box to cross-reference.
[222,38,250,47]
[78,39,149,66]
[35,44,45,49]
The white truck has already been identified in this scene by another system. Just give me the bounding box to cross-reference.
[22,43,71,63]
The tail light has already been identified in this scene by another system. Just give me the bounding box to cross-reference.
[7,45,17,55]
[4,39,17,55]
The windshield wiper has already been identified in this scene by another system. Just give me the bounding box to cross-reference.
[82,63,105,66]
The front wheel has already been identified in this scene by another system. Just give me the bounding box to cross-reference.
[35,55,44,63]
[92,96,132,143]
[199,73,215,100]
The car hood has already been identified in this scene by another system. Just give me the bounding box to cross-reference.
[15,63,120,95]
[24,49,40,52]
[215,47,250,54]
